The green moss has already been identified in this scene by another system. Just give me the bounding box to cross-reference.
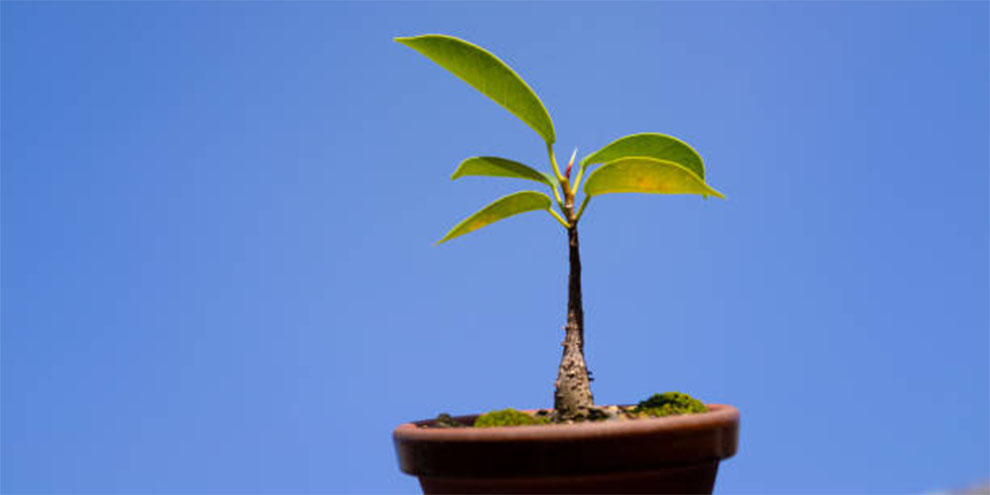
[634,392,707,417]
[474,408,550,427]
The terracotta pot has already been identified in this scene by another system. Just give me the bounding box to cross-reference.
[393,404,739,494]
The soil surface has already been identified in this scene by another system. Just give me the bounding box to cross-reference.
[422,404,706,428]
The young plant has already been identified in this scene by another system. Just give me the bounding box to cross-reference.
[396,34,723,421]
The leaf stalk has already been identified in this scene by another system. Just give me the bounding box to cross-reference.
[571,166,585,196]
[550,179,564,208]
[575,196,591,222]
[547,143,567,184]
[547,208,570,228]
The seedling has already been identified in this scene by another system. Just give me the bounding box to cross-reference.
[396,34,723,421]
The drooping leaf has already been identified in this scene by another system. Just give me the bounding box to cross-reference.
[437,191,553,244]
[451,157,554,187]
[395,34,556,145]
[581,133,706,179]
[584,157,724,199]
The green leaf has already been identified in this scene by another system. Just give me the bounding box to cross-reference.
[451,157,554,187]
[584,157,724,199]
[437,191,553,244]
[581,133,706,179]
[395,34,556,145]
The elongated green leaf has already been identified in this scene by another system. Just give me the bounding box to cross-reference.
[451,157,554,187]
[437,191,552,244]
[584,157,724,199]
[581,133,705,179]
[395,34,555,145]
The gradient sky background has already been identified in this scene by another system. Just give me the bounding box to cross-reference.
[2,2,988,494]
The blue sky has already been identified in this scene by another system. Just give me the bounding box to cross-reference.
[2,2,987,493]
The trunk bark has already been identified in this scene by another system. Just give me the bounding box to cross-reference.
[553,225,595,419]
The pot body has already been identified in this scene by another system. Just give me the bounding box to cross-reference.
[393,404,739,494]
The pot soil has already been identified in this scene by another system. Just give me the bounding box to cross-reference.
[393,404,739,494]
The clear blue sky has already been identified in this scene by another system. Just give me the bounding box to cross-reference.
[2,2,987,493]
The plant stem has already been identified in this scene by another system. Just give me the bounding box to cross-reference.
[551,156,594,418]
[554,223,595,419]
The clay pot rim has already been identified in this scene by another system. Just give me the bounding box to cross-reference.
[394,403,738,443]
